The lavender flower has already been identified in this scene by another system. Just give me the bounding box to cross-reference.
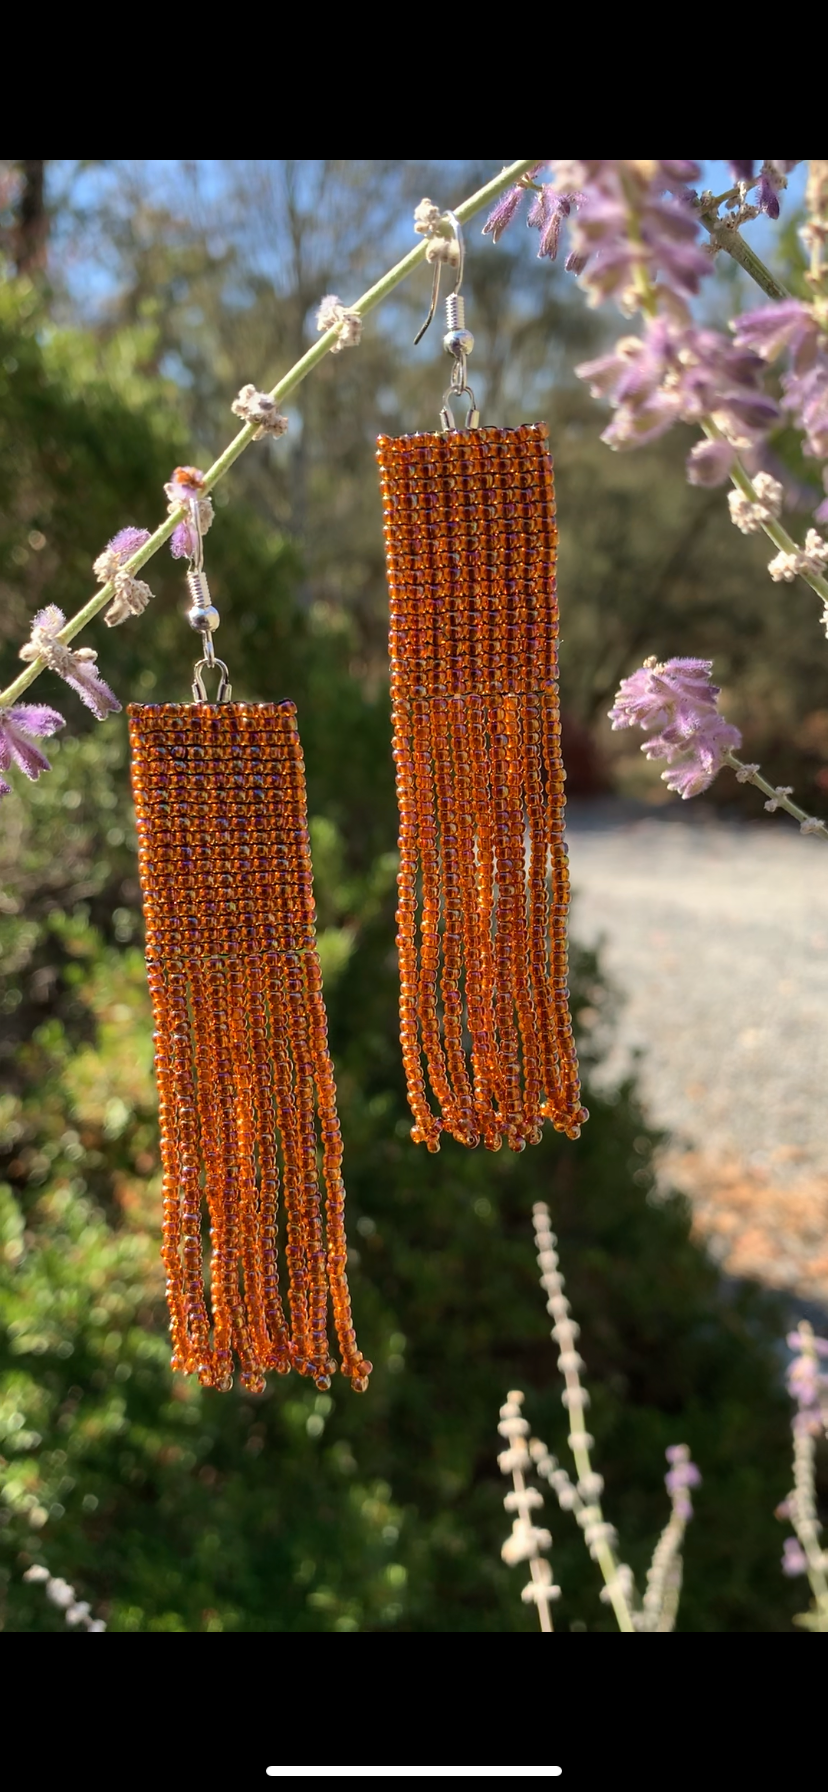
[609,655,742,800]
[483,183,528,244]
[549,160,707,313]
[756,159,796,219]
[18,607,120,720]
[786,1327,828,1437]
[609,655,721,732]
[163,466,214,560]
[686,438,737,486]
[732,299,818,368]
[664,1444,702,1522]
[782,363,828,462]
[0,703,65,796]
[782,1536,809,1576]
[728,161,755,183]
[578,318,777,460]
[92,526,151,583]
[527,187,578,262]
[92,526,155,628]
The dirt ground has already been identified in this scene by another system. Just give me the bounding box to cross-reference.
[567,798,828,1310]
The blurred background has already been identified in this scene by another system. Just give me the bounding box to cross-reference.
[0,159,823,1633]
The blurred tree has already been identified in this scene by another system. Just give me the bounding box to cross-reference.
[0,276,805,1633]
[11,162,48,279]
[30,158,828,808]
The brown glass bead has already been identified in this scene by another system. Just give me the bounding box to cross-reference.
[128,700,371,1394]
[376,424,585,1149]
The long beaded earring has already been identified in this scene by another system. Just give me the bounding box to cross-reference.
[128,503,371,1395]
[377,214,588,1154]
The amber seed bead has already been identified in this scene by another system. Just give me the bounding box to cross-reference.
[127,700,371,1395]
[376,425,585,1150]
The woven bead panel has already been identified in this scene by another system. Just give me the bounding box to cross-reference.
[128,700,370,1394]
[377,423,586,1151]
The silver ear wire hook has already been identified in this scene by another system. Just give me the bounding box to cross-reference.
[185,495,232,702]
[413,210,480,431]
[413,210,466,345]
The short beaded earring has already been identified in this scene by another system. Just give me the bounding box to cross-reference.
[128,502,371,1395]
[377,215,588,1154]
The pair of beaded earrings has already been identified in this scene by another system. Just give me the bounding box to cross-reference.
[128,214,586,1395]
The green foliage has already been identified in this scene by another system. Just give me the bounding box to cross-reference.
[0,276,804,1634]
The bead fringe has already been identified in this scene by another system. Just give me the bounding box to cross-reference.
[377,424,586,1150]
[128,700,371,1394]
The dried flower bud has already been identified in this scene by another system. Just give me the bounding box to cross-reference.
[231,384,289,438]
[413,198,443,235]
[19,607,120,719]
[315,296,363,353]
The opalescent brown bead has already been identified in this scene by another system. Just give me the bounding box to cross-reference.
[128,699,371,1395]
[376,424,584,1150]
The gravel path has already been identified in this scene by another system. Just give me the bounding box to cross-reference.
[566,800,828,1302]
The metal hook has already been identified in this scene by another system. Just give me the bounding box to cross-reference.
[192,657,232,704]
[413,210,464,345]
[184,492,232,702]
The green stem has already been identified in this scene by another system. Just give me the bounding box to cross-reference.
[0,158,539,712]
[701,420,828,611]
[724,751,828,838]
[698,209,791,303]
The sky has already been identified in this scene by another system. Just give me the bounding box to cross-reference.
[50,159,808,323]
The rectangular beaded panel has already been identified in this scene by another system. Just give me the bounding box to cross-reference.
[128,701,370,1394]
[377,424,586,1150]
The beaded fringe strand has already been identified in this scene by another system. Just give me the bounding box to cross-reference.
[377,423,587,1152]
[128,699,371,1394]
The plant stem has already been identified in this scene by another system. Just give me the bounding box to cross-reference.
[789,1323,828,1629]
[0,158,539,712]
[724,751,828,838]
[698,208,792,303]
[700,419,828,611]
[532,1205,636,1632]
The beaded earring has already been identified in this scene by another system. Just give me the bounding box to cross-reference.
[377,214,588,1154]
[128,504,371,1395]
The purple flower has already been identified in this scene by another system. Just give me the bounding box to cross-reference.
[664,1443,701,1521]
[0,703,65,796]
[610,657,742,801]
[686,438,737,486]
[527,187,576,262]
[658,161,701,184]
[578,317,777,455]
[108,526,150,561]
[171,519,197,559]
[93,525,151,586]
[609,656,721,733]
[785,1325,828,1439]
[728,160,755,183]
[483,183,528,244]
[732,300,818,369]
[651,715,743,798]
[18,605,120,720]
[164,466,213,561]
[756,160,790,218]
[787,1329,828,1358]
[552,161,708,311]
[782,1536,808,1577]
[782,362,828,460]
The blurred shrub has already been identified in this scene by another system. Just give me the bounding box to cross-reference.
[0,283,803,1633]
